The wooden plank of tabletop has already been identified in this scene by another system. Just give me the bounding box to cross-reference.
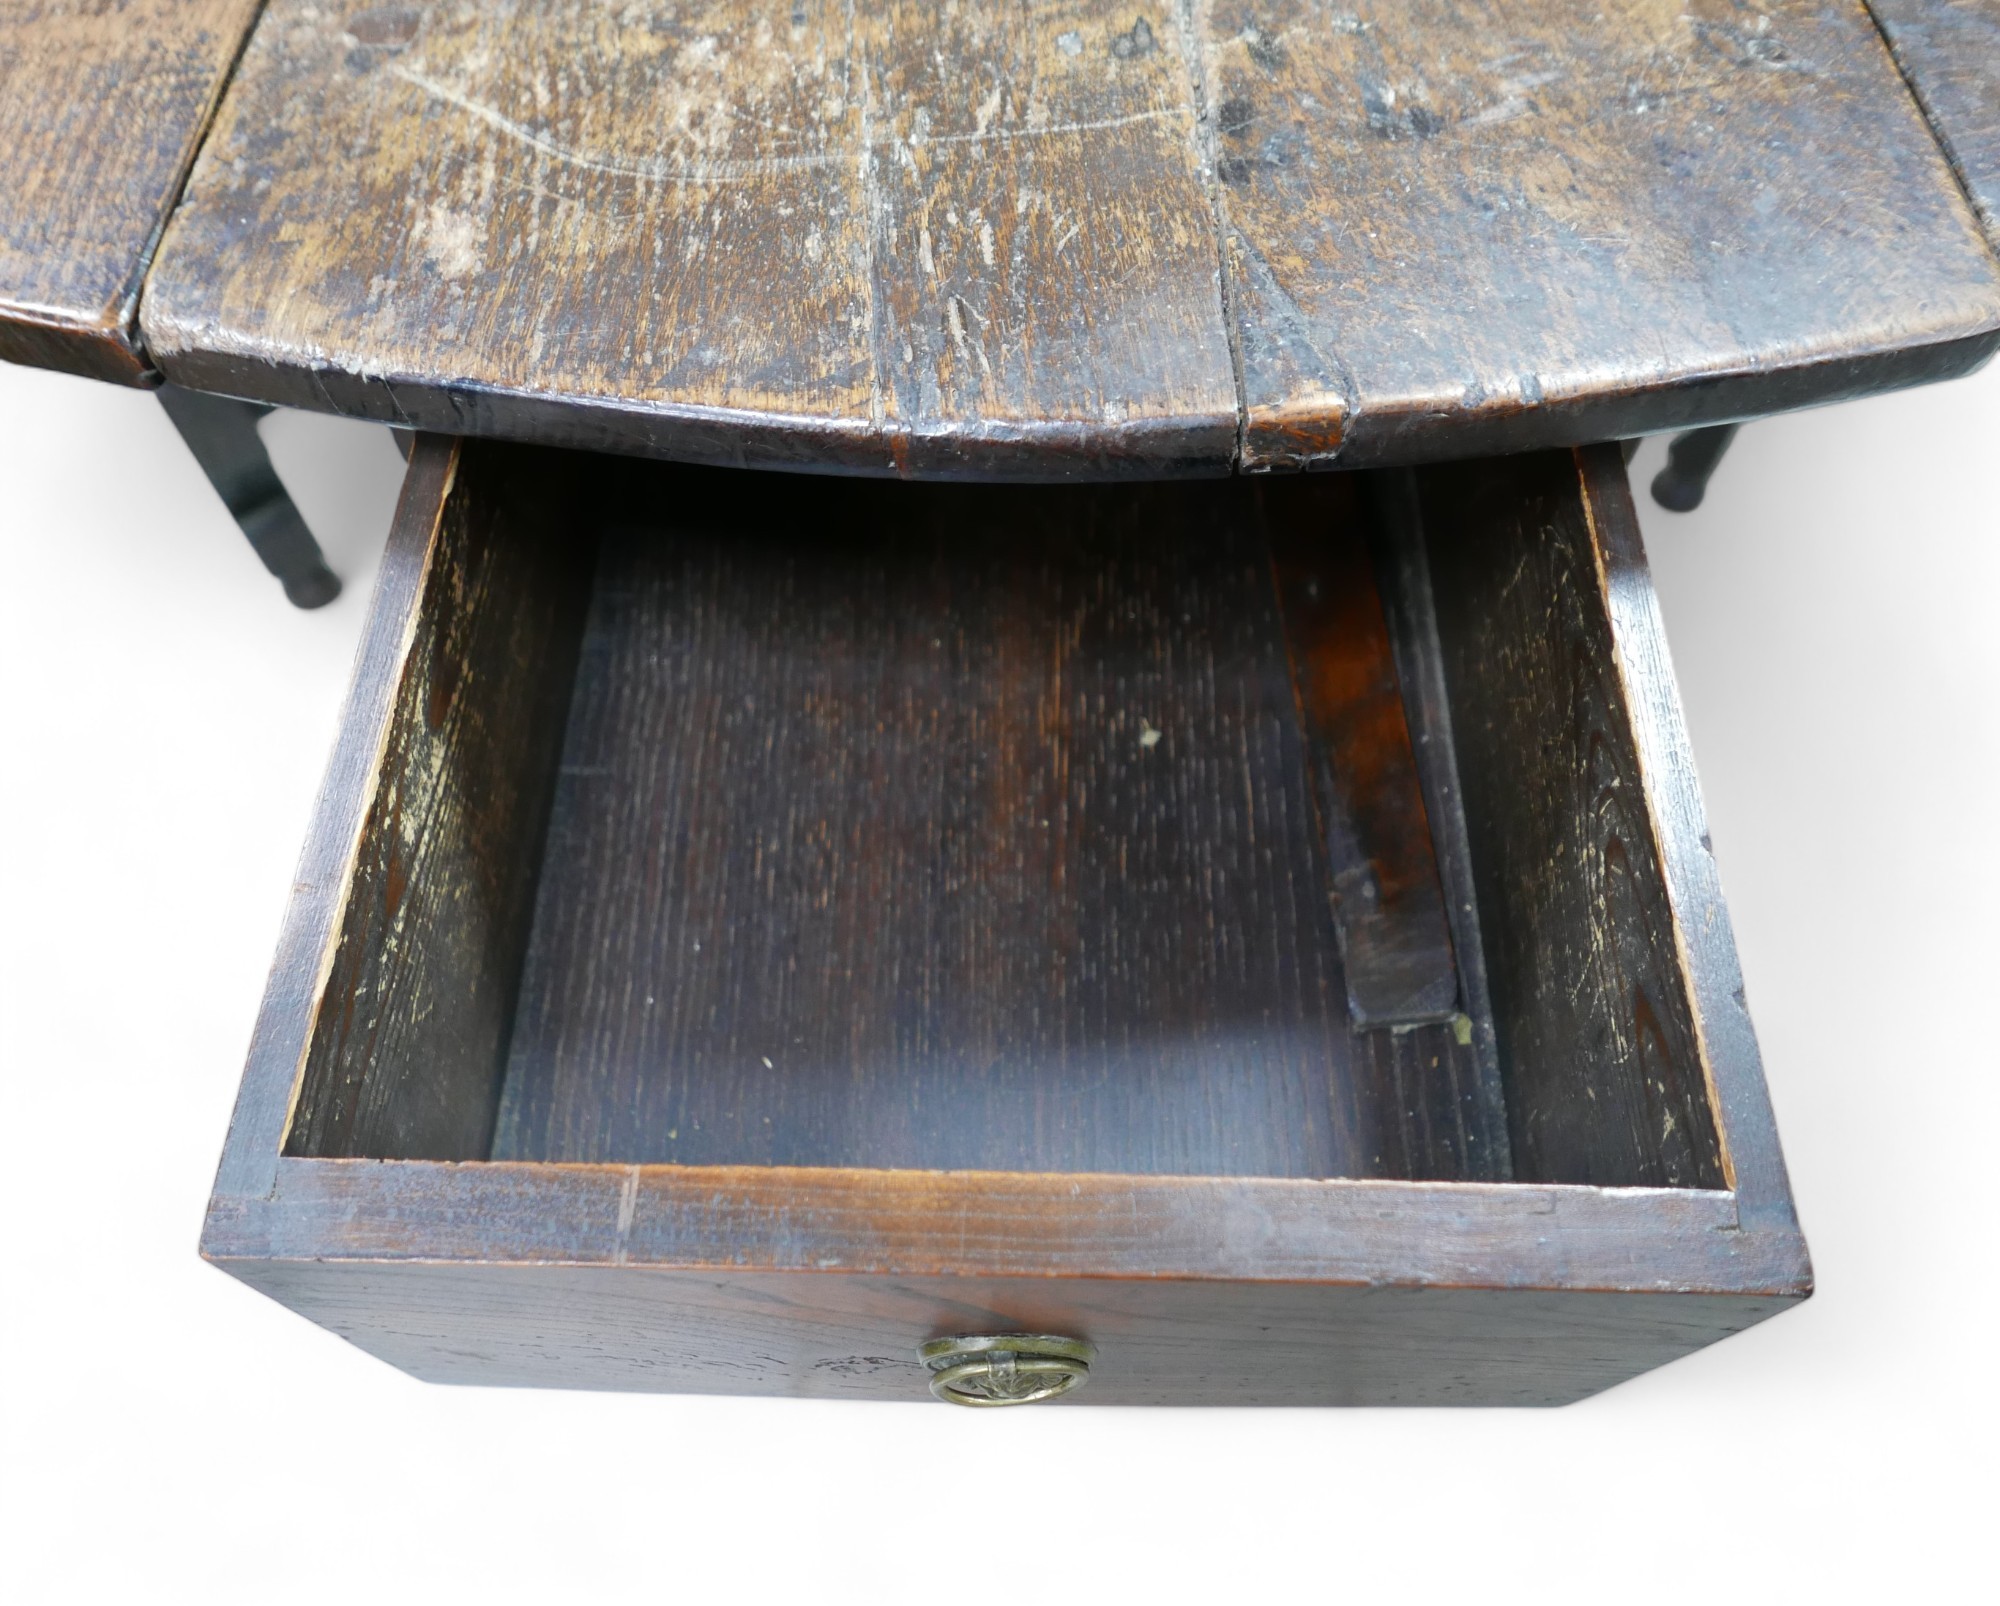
[1867,0,2000,249]
[1197,0,2000,470]
[139,0,1238,478]
[0,0,266,385]
[139,0,2000,476]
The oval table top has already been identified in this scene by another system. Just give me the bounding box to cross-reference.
[7,0,2000,479]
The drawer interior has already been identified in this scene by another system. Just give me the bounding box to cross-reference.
[282,442,1725,1190]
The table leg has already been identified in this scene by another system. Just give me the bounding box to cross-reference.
[156,385,341,608]
[1649,423,1739,513]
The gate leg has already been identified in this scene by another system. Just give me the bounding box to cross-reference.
[1649,423,1740,513]
[157,386,340,609]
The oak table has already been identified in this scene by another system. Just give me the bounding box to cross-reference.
[5,0,1997,1405]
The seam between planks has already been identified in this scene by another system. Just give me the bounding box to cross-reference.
[126,0,276,381]
[1857,0,2000,254]
[1175,0,1252,469]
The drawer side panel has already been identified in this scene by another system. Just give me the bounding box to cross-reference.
[1418,450,1726,1188]
[285,444,594,1159]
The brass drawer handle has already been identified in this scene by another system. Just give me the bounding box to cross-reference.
[919,1334,1096,1406]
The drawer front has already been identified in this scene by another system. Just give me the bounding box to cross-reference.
[220,1259,1797,1409]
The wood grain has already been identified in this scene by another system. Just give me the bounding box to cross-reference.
[139,0,1236,477]
[219,1257,1798,1406]
[137,0,2000,474]
[284,440,593,1160]
[204,1160,1808,1404]
[1271,498,1460,1027]
[201,442,1811,1404]
[0,0,264,383]
[212,1156,1795,1289]
[1420,446,1725,1188]
[1366,467,1510,1170]
[1868,0,2000,249]
[1572,445,1799,1223]
[491,466,1497,1179]
[210,436,463,1204]
[1196,0,2000,469]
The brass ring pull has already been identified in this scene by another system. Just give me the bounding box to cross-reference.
[918,1334,1096,1406]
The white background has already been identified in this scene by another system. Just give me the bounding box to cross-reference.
[2,356,1993,1603]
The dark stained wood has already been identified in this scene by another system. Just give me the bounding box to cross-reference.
[1196,0,2000,470]
[205,1161,1808,1404]
[0,0,266,384]
[210,1157,1790,1287]
[1419,446,1725,1189]
[1867,0,2000,249]
[853,3,1236,476]
[203,440,1808,1405]
[1271,494,1459,1027]
[139,0,1236,478]
[1347,1022,1511,1184]
[210,1255,1807,1405]
[155,385,342,608]
[487,468,1489,1178]
[1366,468,1511,1174]
[211,436,463,1206]
[1570,445,1801,1223]
[284,440,594,1160]
[137,0,2000,475]
[1651,422,1741,512]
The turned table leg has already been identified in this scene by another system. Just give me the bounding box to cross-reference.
[1649,423,1740,513]
[156,385,341,609]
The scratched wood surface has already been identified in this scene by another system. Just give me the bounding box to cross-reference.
[1421,446,1726,1189]
[1868,0,2000,249]
[273,443,1733,1190]
[204,1160,1809,1403]
[140,0,1236,477]
[0,0,266,383]
[285,440,594,1160]
[219,1252,1802,1405]
[1199,0,2000,469]
[487,465,1500,1178]
[208,442,1812,1402]
[138,0,2000,473]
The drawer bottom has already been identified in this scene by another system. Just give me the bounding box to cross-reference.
[486,468,1501,1181]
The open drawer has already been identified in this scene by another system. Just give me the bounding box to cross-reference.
[202,439,1809,1406]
